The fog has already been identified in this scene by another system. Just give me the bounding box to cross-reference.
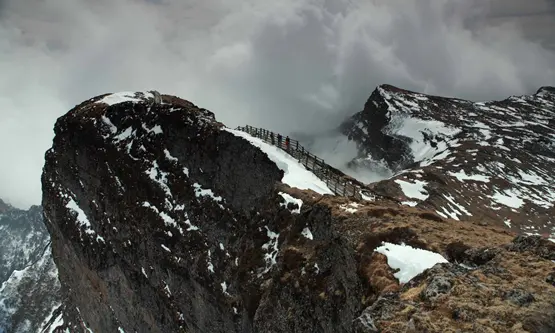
[1,0,554,208]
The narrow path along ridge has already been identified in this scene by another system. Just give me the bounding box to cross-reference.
[235,125,373,200]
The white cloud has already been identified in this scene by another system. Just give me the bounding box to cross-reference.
[0,0,554,208]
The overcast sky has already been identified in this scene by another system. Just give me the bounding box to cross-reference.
[1,0,554,208]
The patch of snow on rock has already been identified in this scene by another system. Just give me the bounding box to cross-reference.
[491,188,525,209]
[260,227,280,276]
[448,169,490,183]
[65,198,96,236]
[395,179,429,201]
[279,192,303,214]
[146,161,173,199]
[96,92,149,106]
[375,242,448,283]
[301,227,314,240]
[340,202,361,213]
[387,115,460,163]
[504,219,512,228]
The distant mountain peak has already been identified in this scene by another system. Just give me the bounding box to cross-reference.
[537,86,555,96]
[341,84,555,236]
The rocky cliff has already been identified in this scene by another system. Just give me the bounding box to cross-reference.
[0,200,60,333]
[341,85,555,236]
[42,92,360,332]
[42,90,555,333]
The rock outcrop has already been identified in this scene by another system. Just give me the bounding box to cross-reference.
[42,92,362,332]
[341,85,555,236]
[42,90,555,333]
[0,201,60,333]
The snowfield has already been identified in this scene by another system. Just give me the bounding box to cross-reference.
[375,242,448,283]
[226,128,333,195]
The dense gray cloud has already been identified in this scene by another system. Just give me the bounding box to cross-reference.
[0,0,554,208]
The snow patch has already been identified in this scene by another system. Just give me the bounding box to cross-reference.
[143,123,163,135]
[386,115,460,165]
[448,169,490,183]
[279,192,303,214]
[113,127,135,143]
[340,202,361,213]
[193,183,224,209]
[65,198,96,236]
[301,227,314,240]
[96,91,151,106]
[164,149,178,162]
[221,281,228,293]
[260,227,280,276]
[375,242,448,283]
[101,116,117,135]
[146,161,173,200]
[504,219,512,228]
[395,179,429,201]
[491,188,525,209]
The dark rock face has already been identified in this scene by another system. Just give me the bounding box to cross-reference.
[341,84,555,235]
[42,92,364,332]
[0,202,61,333]
[340,87,412,171]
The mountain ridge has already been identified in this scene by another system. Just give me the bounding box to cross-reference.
[38,89,555,332]
[341,83,555,237]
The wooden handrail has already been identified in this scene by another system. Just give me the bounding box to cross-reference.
[235,125,364,199]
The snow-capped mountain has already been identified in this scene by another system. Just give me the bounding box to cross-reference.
[341,85,555,237]
[40,90,555,333]
[0,200,60,333]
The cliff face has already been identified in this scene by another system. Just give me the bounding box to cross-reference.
[41,92,362,332]
[42,91,555,333]
[341,85,555,236]
[0,201,60,333]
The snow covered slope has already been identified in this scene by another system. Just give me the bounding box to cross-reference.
[342,85,555,236]
[225,129,333,195]
[0,201,60,333]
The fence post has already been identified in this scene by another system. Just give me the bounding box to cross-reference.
[342,181,346,196]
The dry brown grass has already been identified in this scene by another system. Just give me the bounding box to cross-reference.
[276,188,554,333]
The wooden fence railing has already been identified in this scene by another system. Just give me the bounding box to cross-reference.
[235,125,365,199]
